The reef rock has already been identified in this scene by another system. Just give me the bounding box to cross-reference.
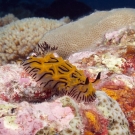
[0,92,130,135]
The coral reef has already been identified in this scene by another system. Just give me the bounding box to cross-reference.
[0,17,68,65]
[0,96,82,135]
[0,61,130,134]
[99,77,133,132]
[100,76,135,134]
[0,14,18,27]
[79,91,129,135]
[1,8,135,135]
[0,92,130,135]
[0,97,78,135]
[39,8,135,58]
[68,26,135,134]
[96,91,129,135]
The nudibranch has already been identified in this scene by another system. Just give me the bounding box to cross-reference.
[21,42,97,103]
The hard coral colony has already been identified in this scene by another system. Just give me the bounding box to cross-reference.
[0,8,135,135]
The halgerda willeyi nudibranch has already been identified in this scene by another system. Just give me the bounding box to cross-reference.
[21,43,98,103]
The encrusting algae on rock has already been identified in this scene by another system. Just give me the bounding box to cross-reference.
[0,74,131,135]
[0,91,130,135]
[0,59,130,134]
[68,25,135,134]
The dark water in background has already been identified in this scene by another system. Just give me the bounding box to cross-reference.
[82,0,135,10]
[0,0,135,19]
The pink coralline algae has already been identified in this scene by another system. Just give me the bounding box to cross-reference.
[0,64,52,102]
[0,91,129,135]
[0,98,75,135]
